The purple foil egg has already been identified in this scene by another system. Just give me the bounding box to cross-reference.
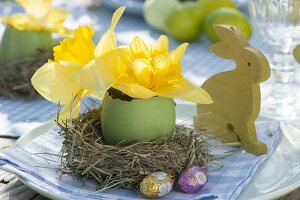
[178,166,208,193]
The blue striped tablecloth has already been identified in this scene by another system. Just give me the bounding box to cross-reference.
[0,98,55,137]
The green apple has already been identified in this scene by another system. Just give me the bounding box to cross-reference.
[166,2,204,42]
[0,25,53,63]
[101,93,176,145]
[197,0,237,17]
[143,0,180,31]
[204,8,251,42]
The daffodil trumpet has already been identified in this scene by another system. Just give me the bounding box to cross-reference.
[31,7,213,145]
[0,0,72,63]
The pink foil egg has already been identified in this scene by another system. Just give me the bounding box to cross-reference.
[178,166,208,193]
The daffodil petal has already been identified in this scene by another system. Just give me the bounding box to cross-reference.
[117,47,155,88]
[17,0,52,18]
[57,89,90,121]
[0,14,69,33]
[57,60,82,68]
[58,101,81,122]
[3,1,69,33]
[170,43,188,65]
[94,6,125,57]
[49,26,74,37]
[17,0,52,26]
[131,58,153,88]
[72,50,120,94]
[0,16,7,23]
[53,26,95,65]
[154,54,172,72]
[48,8,68,26]
[110,6,125,29]
[31,62,82,104]
[116,46,132,67]
[153,54,182,84]
[151,35,168,57]
[1,14,30,31]
[113,82,157,99]
[155,78,213,104]
[130,36,150,58]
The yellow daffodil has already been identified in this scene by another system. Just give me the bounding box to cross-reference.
[31,25,95,120]
[0,0,72,35]
[73,7,212,104]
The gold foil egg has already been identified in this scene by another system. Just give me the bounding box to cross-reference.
[140,172,174,199]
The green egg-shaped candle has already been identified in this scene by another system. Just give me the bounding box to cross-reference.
[101,93,176,145]
[0,25,53,63]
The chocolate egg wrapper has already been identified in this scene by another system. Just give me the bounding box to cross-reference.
[140,172,174,199]
[178,166,208,193]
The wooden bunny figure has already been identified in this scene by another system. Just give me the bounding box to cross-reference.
[193,25,271,155]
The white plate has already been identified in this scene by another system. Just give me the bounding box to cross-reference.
[14,104,300,200]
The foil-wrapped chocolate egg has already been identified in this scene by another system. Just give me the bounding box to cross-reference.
[178,166,208,193]
[140,172,174,198]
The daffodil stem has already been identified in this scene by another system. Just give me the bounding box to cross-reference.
[107,88,134,101]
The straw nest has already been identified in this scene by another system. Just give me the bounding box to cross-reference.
[0,48,53,99]
[58,106,215,190]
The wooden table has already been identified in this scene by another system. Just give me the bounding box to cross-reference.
[0,137,299,200]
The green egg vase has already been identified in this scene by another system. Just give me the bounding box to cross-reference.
[101,93,176,145]
[0,25,53,63]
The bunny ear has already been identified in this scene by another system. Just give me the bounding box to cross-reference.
[209,42,234,59]
[209,24,250,60]
[213,24,250,47]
